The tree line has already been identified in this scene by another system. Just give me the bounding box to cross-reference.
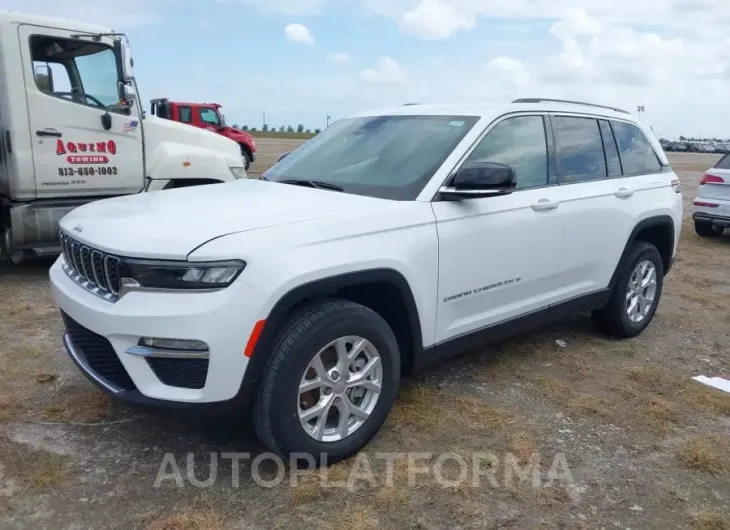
[231,124,321,134]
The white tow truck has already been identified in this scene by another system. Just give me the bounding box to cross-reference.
[0,10,247,262]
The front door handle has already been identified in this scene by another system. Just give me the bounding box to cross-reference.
[532,199,560,212]
[36,129,62,138]
[615,187,634,199]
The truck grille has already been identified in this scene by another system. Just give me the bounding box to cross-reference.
[60,231,121,302]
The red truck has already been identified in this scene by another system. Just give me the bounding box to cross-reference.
[150,99,256,169]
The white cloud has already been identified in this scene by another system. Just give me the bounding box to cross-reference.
[327,53,351,63]
[399,0,475,40]
[360,57,409,85]
[488,57,530,88]
[285,23,315,46]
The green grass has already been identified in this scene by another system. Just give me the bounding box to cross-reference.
[248,130,317,140]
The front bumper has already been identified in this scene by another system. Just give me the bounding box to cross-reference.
[50,257,267,405]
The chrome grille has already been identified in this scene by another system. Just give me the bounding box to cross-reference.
[59,232,121,301]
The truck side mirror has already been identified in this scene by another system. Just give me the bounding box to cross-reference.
[113,38,135,81]
[34,63,53,92]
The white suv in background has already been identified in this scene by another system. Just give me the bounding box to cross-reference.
[50,98,683,463]
[693,153,730,237]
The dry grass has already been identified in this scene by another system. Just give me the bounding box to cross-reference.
[322,504,379,530]
[43,389,112,423]
[388,384,513,435]
[533,376,616,418]
[678,436,730,475]
[690,511,730,530]
[510,431,538,465]
[145,497,227,530]
[536,487,570,508]
[23,452,74,491]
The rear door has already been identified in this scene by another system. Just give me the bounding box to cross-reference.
[19,25,144,197]
[552,115,670,301]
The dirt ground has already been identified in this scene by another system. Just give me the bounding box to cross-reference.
[1,150,729,530]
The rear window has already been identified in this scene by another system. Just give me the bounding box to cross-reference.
[714,153,730,169]
[611,121,662,175]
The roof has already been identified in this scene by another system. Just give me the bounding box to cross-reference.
[0,10,113,35]
[351,98,636,122]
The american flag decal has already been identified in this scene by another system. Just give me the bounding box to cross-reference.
[122,120,139,133]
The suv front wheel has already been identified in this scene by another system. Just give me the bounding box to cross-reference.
[593,241,664,338]
[253,299,400,464]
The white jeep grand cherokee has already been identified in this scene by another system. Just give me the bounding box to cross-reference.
[50,98,683,463]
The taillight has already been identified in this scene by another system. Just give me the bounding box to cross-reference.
[694,200,719,208]
[671,179,681,193]
[700,173,725,185]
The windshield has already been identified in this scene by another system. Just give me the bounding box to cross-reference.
[264,114,480,200]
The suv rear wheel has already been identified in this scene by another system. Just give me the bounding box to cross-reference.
[694,220,724,238]
[593,241,664,338]
[253,299,400,464]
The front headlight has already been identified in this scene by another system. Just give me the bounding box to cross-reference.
[121,259,245,290]
[229,166,248,179]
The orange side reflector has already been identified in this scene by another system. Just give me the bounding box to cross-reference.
[244,320,266,358]
[183,161,191,167]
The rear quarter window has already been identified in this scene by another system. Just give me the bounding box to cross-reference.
[611,121,662,175]
[714,153,730,169]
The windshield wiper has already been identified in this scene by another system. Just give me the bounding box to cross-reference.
[278,179,344,192]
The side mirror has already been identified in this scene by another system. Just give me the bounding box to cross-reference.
[113,38,135,80]
[34,64,53,91]
[440,162,516,199]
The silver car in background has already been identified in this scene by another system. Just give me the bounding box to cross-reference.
[693,153,730,237]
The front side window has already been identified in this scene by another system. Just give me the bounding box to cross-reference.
[31,36,120,109]
[264,114,480,200]
[611,121,662,175]
[199,108,221,126]
[463,115,548,189]
[179,107,193,123]
[554,116,607,183]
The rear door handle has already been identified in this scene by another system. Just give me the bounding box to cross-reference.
[531,199,560,212]
[615,187,634,199]
[36,129,62,138]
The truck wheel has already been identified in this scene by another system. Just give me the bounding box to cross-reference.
[592,241,664,339]
[240,146,251,170]
[694,220,723,238]
[253,299,400,465]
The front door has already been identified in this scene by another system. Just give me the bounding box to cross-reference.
[432,114,566,344]
[19,25,144,198]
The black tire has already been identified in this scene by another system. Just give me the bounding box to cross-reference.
[240,146,251,170]
[592,241,664,339]
[253,299,400,465]
[694,220,723,238]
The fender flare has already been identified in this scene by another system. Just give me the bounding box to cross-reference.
[235,268,423,407]
[609,215,676,289]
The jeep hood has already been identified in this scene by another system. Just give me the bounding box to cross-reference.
[59,180,400,259]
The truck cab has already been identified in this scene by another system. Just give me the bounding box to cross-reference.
[150,99,256,169]
[0,10,247,262]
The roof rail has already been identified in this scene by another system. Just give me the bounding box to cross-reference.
[512,98,631,115]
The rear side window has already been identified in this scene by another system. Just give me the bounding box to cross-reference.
[553,116,607,183]
[179,107,192,123]
[464,115,548,189]
[611,121,662,175]
[599,120,622,177]
[715,153,730,169]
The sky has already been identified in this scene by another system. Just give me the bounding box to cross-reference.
[6,0,730,138]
